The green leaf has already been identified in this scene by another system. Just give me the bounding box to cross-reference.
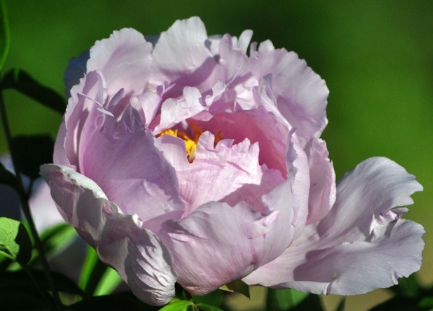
[196,302,224,311]
[266,288,308,310]
[0,217,31,264]
[159,300,194,311]
[0,0,10,70]
[368,296,428,311]
[79,245,116,297]
[219,279,250,298]
[2,68,66,114]
[0,162,19,192]
[294,294,325,311]
[70,291,160,311]
[419,297,433,308]
[192,290,223,307]
[11,134,54,181]
[94,266,123,296]
[389,274,423,298]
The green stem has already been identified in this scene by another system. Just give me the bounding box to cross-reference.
[0,74,62,310]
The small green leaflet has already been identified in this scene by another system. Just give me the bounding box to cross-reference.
[0,217,31,264]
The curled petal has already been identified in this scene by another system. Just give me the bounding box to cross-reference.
[244,157,424,295]
[305,138,336,225]
[40,164,177,305]
[158,132,263,215]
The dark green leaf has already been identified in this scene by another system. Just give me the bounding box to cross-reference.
[419,297,433,308]
[196,302,224,311]
[2,68,66,114]
[388,274,423,298]
[368,295,429,311]
[294,294,325,311]
[219,279,250,298]
[159,300,194,311]
[14,220,32,264]
[0,0,10,70]
[70,291,160,311]
[192,290,223,307]
[0,217,30,263]
[0,269,84,296]
[11,134,54,181]
[0,162,19,192]
[266,288,308,310]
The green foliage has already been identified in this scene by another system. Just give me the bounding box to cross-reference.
[2,68,66,114]
[0,0,9,70]
[195,302,224,311]
[160,300,194,311]
[266,288,309,311]
[0,217,31,264]
[192,290,223,308]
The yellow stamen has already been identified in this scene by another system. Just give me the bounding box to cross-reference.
[158,124,223,163]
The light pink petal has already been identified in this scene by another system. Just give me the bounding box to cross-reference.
[286,133,310,235]
[252,48,329,141]
[158,132,263,215]
[192,107,289,175]
[152,17,217,97]
[243,157,424,295]
[78,106,185,224]
[221,165,284,213]
[155,87,207,133]
[159,177,294,295]
[40,164,176,306]
[63,70,108,169]
[60,72,184,224]
[305,138,336,224]
[87,28,153,96]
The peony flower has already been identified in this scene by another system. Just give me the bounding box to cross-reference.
[40,17,424,306]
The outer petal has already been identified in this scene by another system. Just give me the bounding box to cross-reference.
[152,17,216,97]
[60,71,184,224]
[87,28,153,96]
[40,164,177,306]
[79,105,185,224]
[159,176,294,296]
[244,157,424,295]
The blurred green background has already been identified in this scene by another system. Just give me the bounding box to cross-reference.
[1,1,432,310]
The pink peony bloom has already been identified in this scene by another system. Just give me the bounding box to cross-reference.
[40,17,424,306]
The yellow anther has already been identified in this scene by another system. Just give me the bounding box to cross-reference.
[157,124,223,163]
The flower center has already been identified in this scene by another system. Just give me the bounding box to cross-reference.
[158,124,223,163]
